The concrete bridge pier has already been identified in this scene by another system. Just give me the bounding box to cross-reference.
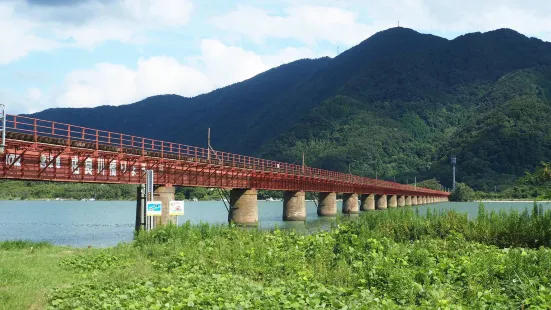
[405,196,412,207]
[318,192,337,216]
[360,194,375,211]
[412,196,418,206]
[342,193,359,214]
[228,189,258,225]
[388,195,398,208]
[376,194,387,210]
[283,191,306,221]
[154,185,176,226]
[422,196,427,205]
[398,195,406,207]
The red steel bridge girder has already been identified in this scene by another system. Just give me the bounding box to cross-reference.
[0,114,449,197]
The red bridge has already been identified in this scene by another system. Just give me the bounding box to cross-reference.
[0,113,449,225]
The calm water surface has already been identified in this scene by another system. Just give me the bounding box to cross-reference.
[0,200,549,247]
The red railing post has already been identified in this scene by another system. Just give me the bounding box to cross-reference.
[95,130,99,150]
[131,136,134,148]
[161,141,164,158]
[51,122,54,135]
[67,125,71,146]
[33,119,37,143]
[178,144,181,160]
[82,128,85,140]
[142,138,145,155]
[120,134,123,153]
[108,132,111,144]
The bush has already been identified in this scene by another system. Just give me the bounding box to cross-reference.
[450,182,476,201]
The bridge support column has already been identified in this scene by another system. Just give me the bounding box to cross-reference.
[398,195,406,207]
[283,191,306,221]
[412,196,418,206]
[360,194,375,211]
[342,193,359,214]
[376,194,387,210]
[405,196,412,206]
[154,186,176,226]
[228,189,258,225]
[422,196,427,204]
[318,192,337,216]
[388,195,398,208]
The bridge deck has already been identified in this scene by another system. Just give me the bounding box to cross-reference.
[1,114,449,197]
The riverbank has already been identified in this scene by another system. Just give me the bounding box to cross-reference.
[3,203,551,309]
[477,199,551,202]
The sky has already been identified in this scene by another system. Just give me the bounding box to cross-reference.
[2,0,551,114]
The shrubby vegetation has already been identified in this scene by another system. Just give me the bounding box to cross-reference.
[3,205,551,308]
[0,180,136,200]
[450,183,476,201]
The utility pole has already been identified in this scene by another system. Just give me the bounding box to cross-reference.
[451,155,457,189]
[207,128,211,161]
[414,176,417,187]
[0,104,5,154]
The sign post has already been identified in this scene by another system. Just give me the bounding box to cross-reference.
[146,201,163,217]
[169,201,185,225]
[145,170,155,231]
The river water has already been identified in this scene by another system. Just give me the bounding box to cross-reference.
[0,200,549,248]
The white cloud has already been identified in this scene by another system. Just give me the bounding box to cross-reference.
[0,4,61,64]
[211,1,551,49]
[49,0,194,47]
[0,0,194,63]
[27,40,325,111]
[211,5,376,46]
[53,56,211,109]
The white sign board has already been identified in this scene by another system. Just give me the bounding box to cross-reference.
[146,201,162,217]
[169,201,184,216]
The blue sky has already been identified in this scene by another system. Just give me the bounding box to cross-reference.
[2,0,551,114]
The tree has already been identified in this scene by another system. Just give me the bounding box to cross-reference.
[417,178,443,191]
[449,183,476,202]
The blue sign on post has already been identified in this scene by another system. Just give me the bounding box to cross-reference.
[146,201,162,216]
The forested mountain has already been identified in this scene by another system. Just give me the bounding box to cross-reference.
[30,27,551,191]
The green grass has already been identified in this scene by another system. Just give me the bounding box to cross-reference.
[4,203,551,309]
[0,241,77,310]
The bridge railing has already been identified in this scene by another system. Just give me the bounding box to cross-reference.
[5,114,447,196]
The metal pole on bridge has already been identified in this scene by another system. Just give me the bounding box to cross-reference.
[0,104,5,154]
